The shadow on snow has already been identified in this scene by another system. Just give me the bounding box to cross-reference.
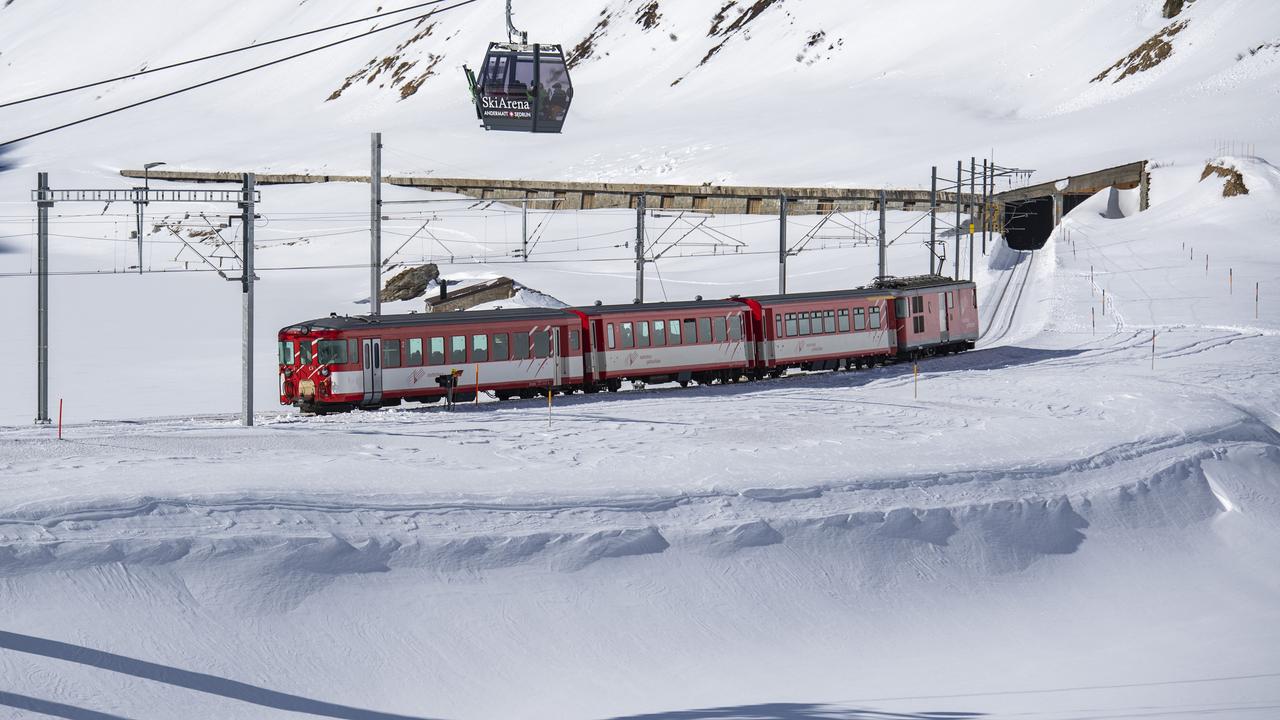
[0,630,437,720]
[601,703,984,720]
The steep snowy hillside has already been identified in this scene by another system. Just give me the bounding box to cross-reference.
[0,0,1278,185]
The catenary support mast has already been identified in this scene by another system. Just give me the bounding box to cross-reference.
[240,173,256,427]
[370,132,382,315]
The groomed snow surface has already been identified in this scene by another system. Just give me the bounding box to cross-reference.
[1,159,1279,719]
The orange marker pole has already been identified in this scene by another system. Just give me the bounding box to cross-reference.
[1091,306,1095,334]
[1151,330,1156,371]
[547,387,553,428]
[1229,268,1233,295]
[913,363,918,399]
[474,363,480,405]
[57,398,63,440]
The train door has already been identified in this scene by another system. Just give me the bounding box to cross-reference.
[590,319,607,380]
[938,292,949,343]
[551,327,564,387]
[361,338,383,405]
[761,309,776,367]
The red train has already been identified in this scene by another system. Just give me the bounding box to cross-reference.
[278,275,978,413]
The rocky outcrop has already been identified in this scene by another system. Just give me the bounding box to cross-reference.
[1200,163,1249,197]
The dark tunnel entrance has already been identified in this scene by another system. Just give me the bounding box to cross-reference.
[1002,197,1054,250]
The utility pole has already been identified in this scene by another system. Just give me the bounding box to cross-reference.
[370,131,382,316]
[35,172,51,425]
[981,158,989,256]
[521,196,528,261]
[778,192,787,294]
[878,189,887,280]
[634,193,646,303]
[969,156,976,281]
[240,173,256,427]
[954,160,962,279]
[134,189,145,274]
[929,167,937,275]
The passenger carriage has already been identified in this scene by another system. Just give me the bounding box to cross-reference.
[877,276,979,358]
[568,300,752,390]
[278,308,583,412]
[733,289,897,374]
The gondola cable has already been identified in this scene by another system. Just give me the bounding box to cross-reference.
[0,0,480,148]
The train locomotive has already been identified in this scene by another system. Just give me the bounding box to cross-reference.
[278,275,977,413]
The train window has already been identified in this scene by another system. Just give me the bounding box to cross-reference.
[683,319,697,344]
[492,333,509,361]
[653,320,666,346]
[607,324,616,350]
[429,337,445,365]
[838,309,850,333]
[946,292,955,308]
[775,315,783,338]
[697,317,712,343]
[348,339,359,365]
[668,319,681,344]
[532,330,550,358]
[913,317,925,334]
[450,336,467,364]
[406,338,423,366]
[472,334,489,362]
[713,317,727,343]
[620,322,634,349]
[729,315,743,341]
[299,341,313,365]
[569,330,580,351]
[318,340,348,365]
[853,308,866,331]
[798,313,811,336]
[825,310,836,333]
[383,339,402,368]
[785,313,797,336]
[870,307,882,329]
[278,341,294,365]
[637,321,650,348]
[895,298,908,318]
[513,332,530,359]
[912,296,924,314]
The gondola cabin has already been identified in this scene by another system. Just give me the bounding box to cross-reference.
[466,42,572,133]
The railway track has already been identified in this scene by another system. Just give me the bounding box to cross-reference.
[978,249,1035,347]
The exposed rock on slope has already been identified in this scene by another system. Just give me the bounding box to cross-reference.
[1201,162,1249,197]
[1092,20,1188,83]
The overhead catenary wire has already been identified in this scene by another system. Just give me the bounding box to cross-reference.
[0,0,462,110]
[0,0,480,148]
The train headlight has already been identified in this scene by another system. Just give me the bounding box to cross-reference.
[319,366,331,377]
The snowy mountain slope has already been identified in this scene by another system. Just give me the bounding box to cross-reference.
[0,0,1278,187]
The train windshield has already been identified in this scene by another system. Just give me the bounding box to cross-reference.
[278,341,294,364]
[317,340,348,365]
